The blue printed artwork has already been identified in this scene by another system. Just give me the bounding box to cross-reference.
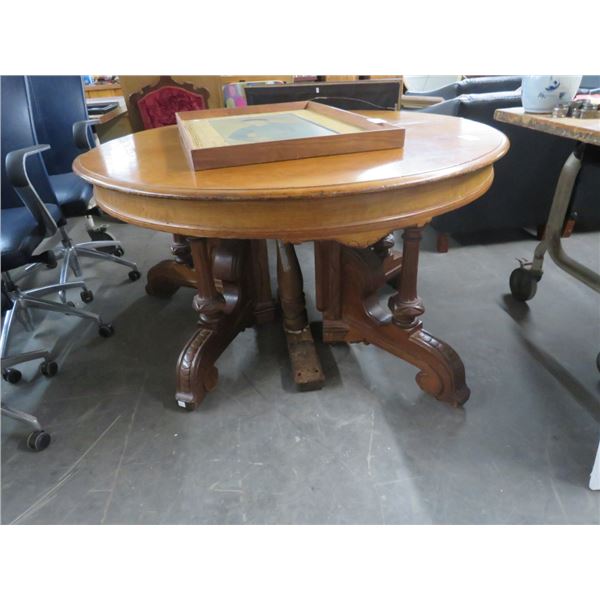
[208,112,337,145]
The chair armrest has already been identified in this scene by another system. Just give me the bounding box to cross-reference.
[5,144,58,237]
[5,144,51,188]
[400,94,444,109]
[73,119,100,150]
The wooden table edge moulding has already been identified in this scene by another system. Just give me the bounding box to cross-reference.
[73,110,509,411]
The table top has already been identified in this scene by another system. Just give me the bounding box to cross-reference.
[495,107,600,146]
[74,110,508,200]
[73,110,508,246]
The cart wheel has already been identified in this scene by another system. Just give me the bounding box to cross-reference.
[27,430,51,451]
[509,267,538,302]
[2,368,22,384]
[40,361,58,377]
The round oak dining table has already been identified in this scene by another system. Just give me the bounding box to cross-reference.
[74,110,509,410]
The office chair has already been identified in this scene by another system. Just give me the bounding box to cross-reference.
[26,76,140,297]
[1,75,115,450]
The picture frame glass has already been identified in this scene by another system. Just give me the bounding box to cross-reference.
[207,111,339,144]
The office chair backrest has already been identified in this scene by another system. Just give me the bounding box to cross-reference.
[27,76,91,175]
[245,80,402,111]
[1,76,59,234]
[1,76,55,208]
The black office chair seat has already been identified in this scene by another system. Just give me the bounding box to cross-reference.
[48,172,93,218]
[1,204,65,271]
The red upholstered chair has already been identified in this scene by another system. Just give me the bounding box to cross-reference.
[129,76,210,130]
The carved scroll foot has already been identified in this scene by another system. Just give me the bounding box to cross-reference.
[352,319,469,407]
[412,329,470,406]
[175,328,220,410]
[175,309,252,410]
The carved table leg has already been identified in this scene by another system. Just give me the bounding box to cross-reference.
[175,238,256,410]
[317,229,470,407]
[276,241,324,391]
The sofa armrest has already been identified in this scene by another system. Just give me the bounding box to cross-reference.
[400,94,444,109]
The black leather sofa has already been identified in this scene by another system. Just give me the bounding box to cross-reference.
[420,90,600,251]
[404,76,522,101]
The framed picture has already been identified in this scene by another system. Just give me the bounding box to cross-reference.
[176,101,405,170]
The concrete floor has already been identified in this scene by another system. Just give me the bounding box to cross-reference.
[1,220,599,524]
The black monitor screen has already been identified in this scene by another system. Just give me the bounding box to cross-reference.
[245,80,401,111]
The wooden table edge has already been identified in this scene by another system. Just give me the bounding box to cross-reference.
[73,138,508,201]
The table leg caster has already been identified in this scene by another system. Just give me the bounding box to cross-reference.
[509,266,540,302]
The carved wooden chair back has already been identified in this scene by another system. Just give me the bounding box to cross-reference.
[129,76,210,130]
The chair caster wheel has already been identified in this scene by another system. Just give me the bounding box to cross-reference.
[40,361,58,377]
[509,267,538,302]
[2,368,22,384]
[89,228,117,255]
[42,250,58,269]
[80,289,94,303]
[98,323,114,338]
[128,270,141,281]
[27,430,51,451]
[114,246,125,257]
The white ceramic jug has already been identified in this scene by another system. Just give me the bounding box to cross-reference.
[521,75,582,113]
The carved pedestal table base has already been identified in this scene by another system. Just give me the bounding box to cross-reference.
[316,228,470,407]
[147,237,276,410]
[148,229,469,410]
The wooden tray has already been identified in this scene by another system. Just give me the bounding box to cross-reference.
[176,101,405,170]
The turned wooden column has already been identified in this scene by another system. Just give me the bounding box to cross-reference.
[388,227,425,329]
[189,238,225,326]
[170,234,193,266]
[276,241,324,390]
[276,241,308,333]
[372,233,395,260]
